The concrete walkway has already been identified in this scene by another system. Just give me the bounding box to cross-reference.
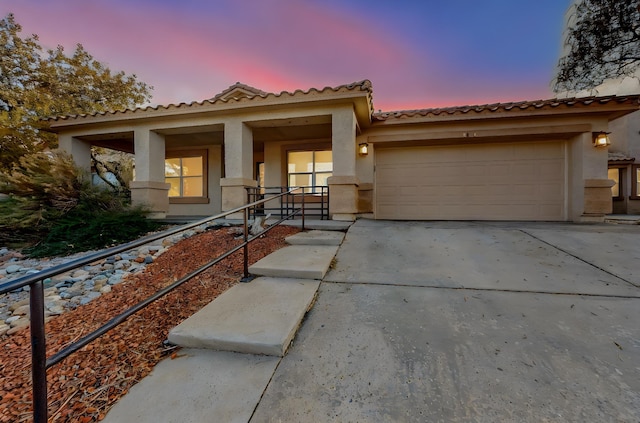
[105,221,640,422]
[103,229,346,422]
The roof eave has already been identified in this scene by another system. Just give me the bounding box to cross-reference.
[48,80,374,132]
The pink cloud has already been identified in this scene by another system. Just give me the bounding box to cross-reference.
[1,0,557,111]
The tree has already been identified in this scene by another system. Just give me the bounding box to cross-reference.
[554,0,640,93]
[0,13,152,172]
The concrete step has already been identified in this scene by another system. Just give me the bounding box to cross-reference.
[168,277,320,356]
[248,245,339,279]
[103,349,279,423]
[286,230,345,246]
[267,218,353,231]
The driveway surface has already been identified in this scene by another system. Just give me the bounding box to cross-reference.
[251,220,640,422]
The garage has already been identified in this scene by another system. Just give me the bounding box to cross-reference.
[375,140,566,221]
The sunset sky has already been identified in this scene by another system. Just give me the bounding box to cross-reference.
[2,0,571,111]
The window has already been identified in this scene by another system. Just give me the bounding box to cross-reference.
[608,168,622,200]
[287,150,332,192]
[165,150,208,203]
[633,165,640,199]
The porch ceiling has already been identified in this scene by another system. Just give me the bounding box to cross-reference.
[77,132,134,154]
[249,115,332,142]
[74,116,332,153]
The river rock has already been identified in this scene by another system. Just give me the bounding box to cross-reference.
[5,265,21,274]
[12,304,30,316]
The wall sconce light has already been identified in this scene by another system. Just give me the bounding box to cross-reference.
[593,132,611,147]
[359,143,369,156]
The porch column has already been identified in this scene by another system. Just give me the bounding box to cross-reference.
[130,128,170,219]
[221,119,255,219]
[328,106,359,221]
[573,130,613,222]
[58,134,91,174]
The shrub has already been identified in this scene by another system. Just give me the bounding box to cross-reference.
[0,151,163,256]
[26,202,162,258]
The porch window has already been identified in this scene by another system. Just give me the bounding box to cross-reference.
[165,150,208,203]
[287,150,332,192]
[633,165,640,199]
[608,168,622,200]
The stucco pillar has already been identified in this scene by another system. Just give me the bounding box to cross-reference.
[131,128,170,219]
[221,119,255,218]
[328,106,359,221]
[574,131,613,222]
[58,134,91,174]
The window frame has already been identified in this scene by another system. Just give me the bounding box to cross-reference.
[165,149,209,204]
[632,165,640,199]
[608,167,623,201]
[286,150,333,192]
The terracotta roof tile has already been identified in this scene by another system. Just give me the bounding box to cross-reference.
[608,151,635,162]
[210,82,268,100]
[48,80,373,122]
[372,95,640,121]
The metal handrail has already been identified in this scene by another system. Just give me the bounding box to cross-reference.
[0,188,304,423]
[247,185,329,221]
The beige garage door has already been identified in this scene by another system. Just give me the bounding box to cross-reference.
[375,141,566,221]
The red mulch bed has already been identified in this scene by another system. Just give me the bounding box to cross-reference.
[0,225,299,422]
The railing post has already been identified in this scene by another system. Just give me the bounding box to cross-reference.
[243,207,249,280]
[301,187,305,231]
[30,280,48,423]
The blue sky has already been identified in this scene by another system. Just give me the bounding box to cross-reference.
[2,0,571,110]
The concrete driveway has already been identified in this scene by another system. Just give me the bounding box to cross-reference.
[251,220,640,422]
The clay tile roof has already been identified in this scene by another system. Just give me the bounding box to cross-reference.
[210,82,268,101]
[608,151,635,162]
[48,80,374,123]
[372,95,640,121]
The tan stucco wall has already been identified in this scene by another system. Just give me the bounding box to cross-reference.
[58,135,92,172]
[610,111,640,159]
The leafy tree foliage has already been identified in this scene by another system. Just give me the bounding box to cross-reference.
[554,0,640,92]
[0,13,152,171]
[0,14,159,255]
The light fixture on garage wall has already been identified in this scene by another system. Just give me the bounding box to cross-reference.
[359,142,369,156]
[593,131,611,147]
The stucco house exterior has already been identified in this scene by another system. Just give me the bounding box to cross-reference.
[556,0,640,215]
[49,80,640,222]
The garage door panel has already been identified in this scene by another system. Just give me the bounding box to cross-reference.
[375,141,565,221]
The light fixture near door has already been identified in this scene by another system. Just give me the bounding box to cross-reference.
[359,142,369,156]
[593,131,611,147]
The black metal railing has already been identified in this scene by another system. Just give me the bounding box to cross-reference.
[0,188,305,423]
[246,186,329,221]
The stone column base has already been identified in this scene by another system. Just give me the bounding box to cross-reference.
[357,182,373,214]
[221,178,257,219]
[581,178,615,221]
[130,180,170,219]
[328,176,359,221]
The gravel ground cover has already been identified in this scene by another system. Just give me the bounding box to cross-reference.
[0,225,299,422]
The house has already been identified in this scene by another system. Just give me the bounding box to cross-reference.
[49,80,640,222]
[608,111,640,214]
[556,0,640,215]
[555,75,640,215]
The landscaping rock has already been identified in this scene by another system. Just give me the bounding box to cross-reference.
[5,265,21,274]
[0,221,220,336]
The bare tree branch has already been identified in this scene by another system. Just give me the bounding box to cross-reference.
[554,0,640,92]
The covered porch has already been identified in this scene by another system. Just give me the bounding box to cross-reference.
[51,82,375,221]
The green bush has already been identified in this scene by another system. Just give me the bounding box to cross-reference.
[26,201,162,258]
[0,151,163,257]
